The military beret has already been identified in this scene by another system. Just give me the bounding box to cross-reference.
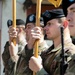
[7,19,12,27]
[25,14,35,25]
[7,19,25,28]
[62,0,75,16]
[42,9,65,26]
[25,14,44,27]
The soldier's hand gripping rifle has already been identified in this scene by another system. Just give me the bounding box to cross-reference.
[60,21,69,75]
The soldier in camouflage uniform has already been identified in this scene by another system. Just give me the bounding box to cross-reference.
[9,14,49,75]
[2,19,26,75]
[28,9,75,75]
[62,0,75,75]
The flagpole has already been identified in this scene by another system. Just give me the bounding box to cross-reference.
[12,0,16,45]
[33,0,42,75]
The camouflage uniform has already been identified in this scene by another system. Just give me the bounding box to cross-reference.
[36,38,75,75]
[2,41,26,75]
[65,54,75,75]
[64,37,75,75]
[15,41,49,75]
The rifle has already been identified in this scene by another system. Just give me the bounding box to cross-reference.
[60,26,68,75]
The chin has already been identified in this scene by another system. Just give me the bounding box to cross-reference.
[47,36,51,40]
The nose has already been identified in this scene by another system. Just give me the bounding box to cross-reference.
[24,28,28,33]
[24,28,26,32]
[44,26,46,31]
[19,28,23,32]
[67,13,73,22]
[44,25,48,31]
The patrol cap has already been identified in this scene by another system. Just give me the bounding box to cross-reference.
[62,0,75,16]
[25,14,44,27]
[42,9,65,26]
[7,19,25,28]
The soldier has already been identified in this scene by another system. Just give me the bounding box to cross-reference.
[62,0,75,75]
[62,0,75,44]
[2,19,26,75]
[28,9,75,75]
[9,14,49,75]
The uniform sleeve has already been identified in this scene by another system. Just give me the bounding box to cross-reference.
[2,41,11,68]
[65,55,75,75]
[25,41,49,59]
[38,41,49,55]
[2,41,16,74]
[11,55,19,63]
[36,68,49,75]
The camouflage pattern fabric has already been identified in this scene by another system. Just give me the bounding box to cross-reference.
[2,41,26,75]
[40,39,75,75]
[15,41,48,75]
[65,54,75,75]
[2,41,15,75]
[16,55,33,75]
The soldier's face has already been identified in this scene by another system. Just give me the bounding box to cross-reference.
[25,23,35,42]
[67,3,75,36]
[16,25,25,33]
[44,19,60,40]
[16,25,26,43]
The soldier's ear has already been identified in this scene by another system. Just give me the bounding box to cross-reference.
[63,20,69,28]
